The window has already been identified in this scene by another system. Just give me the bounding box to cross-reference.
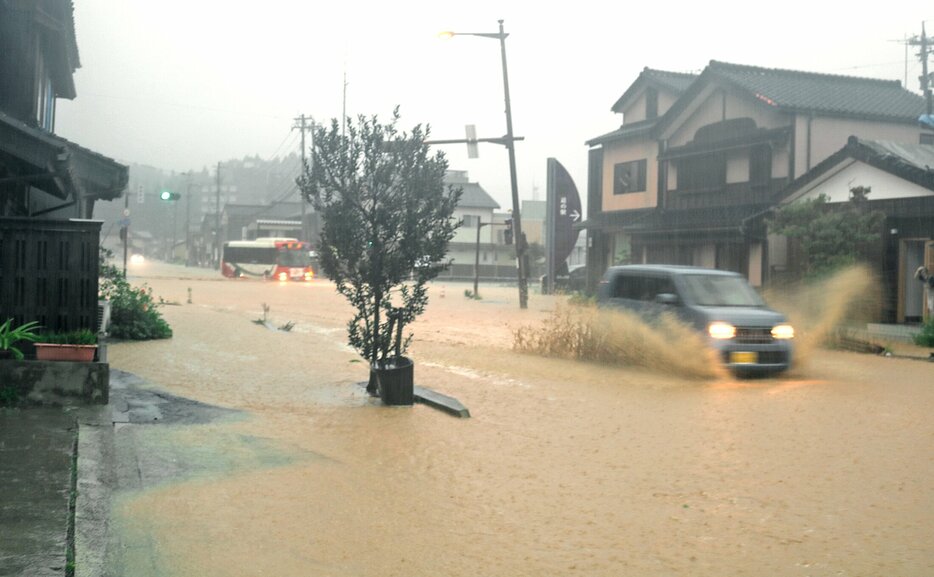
[612,274,675,301]
[462,215,479,228]
[749,145,771,186]
[921,133,934,145]
[677,153,725,191]
[613,160,647,194]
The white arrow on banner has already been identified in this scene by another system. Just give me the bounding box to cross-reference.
[569,209,581,222]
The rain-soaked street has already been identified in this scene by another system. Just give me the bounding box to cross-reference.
[104,261,933,576]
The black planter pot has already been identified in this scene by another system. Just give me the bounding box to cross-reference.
[376,356,414,406]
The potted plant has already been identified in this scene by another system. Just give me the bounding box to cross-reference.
[0,319,41,360]
[34,329,98,362]
[300,108,461,405]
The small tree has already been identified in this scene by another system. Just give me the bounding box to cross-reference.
[768,186,884,279]
[300,108,461,393]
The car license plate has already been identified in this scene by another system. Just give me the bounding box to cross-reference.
[290,268,303,278]
[730,351,758,364]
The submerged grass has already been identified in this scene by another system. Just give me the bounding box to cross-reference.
[512,303,723,379]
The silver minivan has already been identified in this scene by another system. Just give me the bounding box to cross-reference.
[597,265,794,374]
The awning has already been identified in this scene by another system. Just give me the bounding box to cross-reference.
[0,110,127,201]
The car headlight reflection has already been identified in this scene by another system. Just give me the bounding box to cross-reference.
[708,321,736,340]
[771,324,795,339]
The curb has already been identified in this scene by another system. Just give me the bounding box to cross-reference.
[74,405,115,577]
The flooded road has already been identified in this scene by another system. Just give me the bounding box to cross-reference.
[107,261,933,576]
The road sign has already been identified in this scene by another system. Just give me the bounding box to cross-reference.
[466,125,478,158]
[545,158,583,294]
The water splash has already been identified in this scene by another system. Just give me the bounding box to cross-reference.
[513,303,724,379]
[763,264,879,369]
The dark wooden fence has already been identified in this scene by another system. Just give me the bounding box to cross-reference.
[0,218,101,346]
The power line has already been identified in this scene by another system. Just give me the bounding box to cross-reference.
[267,130,298,161]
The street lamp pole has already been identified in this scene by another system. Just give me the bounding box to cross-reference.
[440,20,528,309]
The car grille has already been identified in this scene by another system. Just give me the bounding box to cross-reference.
[734,327,774,344]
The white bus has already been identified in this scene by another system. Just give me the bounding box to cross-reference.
[221,238,314,282]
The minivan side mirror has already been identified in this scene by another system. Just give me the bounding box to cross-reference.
[655,293,679,305]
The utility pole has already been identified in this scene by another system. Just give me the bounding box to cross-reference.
[474,219,485,298]
[292,114,313,243]
[122,184,129,276]
[908,22,933,115]
[215,162,221,269]
[185,173,192,267]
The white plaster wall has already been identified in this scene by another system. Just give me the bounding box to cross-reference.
[452,207,494,243]
[601,137,658,212]
[792,161,934,203]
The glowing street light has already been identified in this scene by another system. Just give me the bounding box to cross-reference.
[439,20,529,309]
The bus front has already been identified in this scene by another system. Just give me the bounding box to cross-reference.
[272,241,315,282]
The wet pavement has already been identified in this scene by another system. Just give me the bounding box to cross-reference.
[0,408,76,577]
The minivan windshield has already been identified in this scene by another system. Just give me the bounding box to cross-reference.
[679,274,765,307]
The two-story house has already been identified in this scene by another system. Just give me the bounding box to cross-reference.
[0,0,128,337]
[0,0,127,219]
[445,170,502,278]
[585,61,926,292]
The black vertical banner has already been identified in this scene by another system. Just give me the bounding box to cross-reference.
[545,158,582,294]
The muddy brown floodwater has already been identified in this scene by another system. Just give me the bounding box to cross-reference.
[109,261,933,576]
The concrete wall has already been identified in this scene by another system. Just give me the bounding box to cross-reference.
[0,361,109,406]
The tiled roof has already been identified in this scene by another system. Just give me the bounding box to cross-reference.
[611,67,698,114]
[858,138,934,174]
[645,68,698,94]
[586,119,656,146]
[783,136,934,200]
[456,182,499,209]
[707,61,925,121]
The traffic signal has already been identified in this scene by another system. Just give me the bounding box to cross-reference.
[159,190,180,201]
[503,218,513,245]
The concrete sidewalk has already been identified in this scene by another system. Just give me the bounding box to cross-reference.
[0,384,116,577]
[0,408,78,577]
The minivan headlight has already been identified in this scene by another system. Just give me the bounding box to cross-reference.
[771,324,795,339]
[708,321,736,339]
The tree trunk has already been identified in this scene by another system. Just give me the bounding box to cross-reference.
[366,364,379,396]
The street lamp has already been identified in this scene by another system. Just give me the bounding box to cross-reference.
[439,19,529,309]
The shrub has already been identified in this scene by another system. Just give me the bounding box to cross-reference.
[914,319,934,347]
[99,250,172,340]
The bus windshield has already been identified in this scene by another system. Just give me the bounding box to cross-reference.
[277,247,311,267]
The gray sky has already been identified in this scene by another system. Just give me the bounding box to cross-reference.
[56,1,932,210]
